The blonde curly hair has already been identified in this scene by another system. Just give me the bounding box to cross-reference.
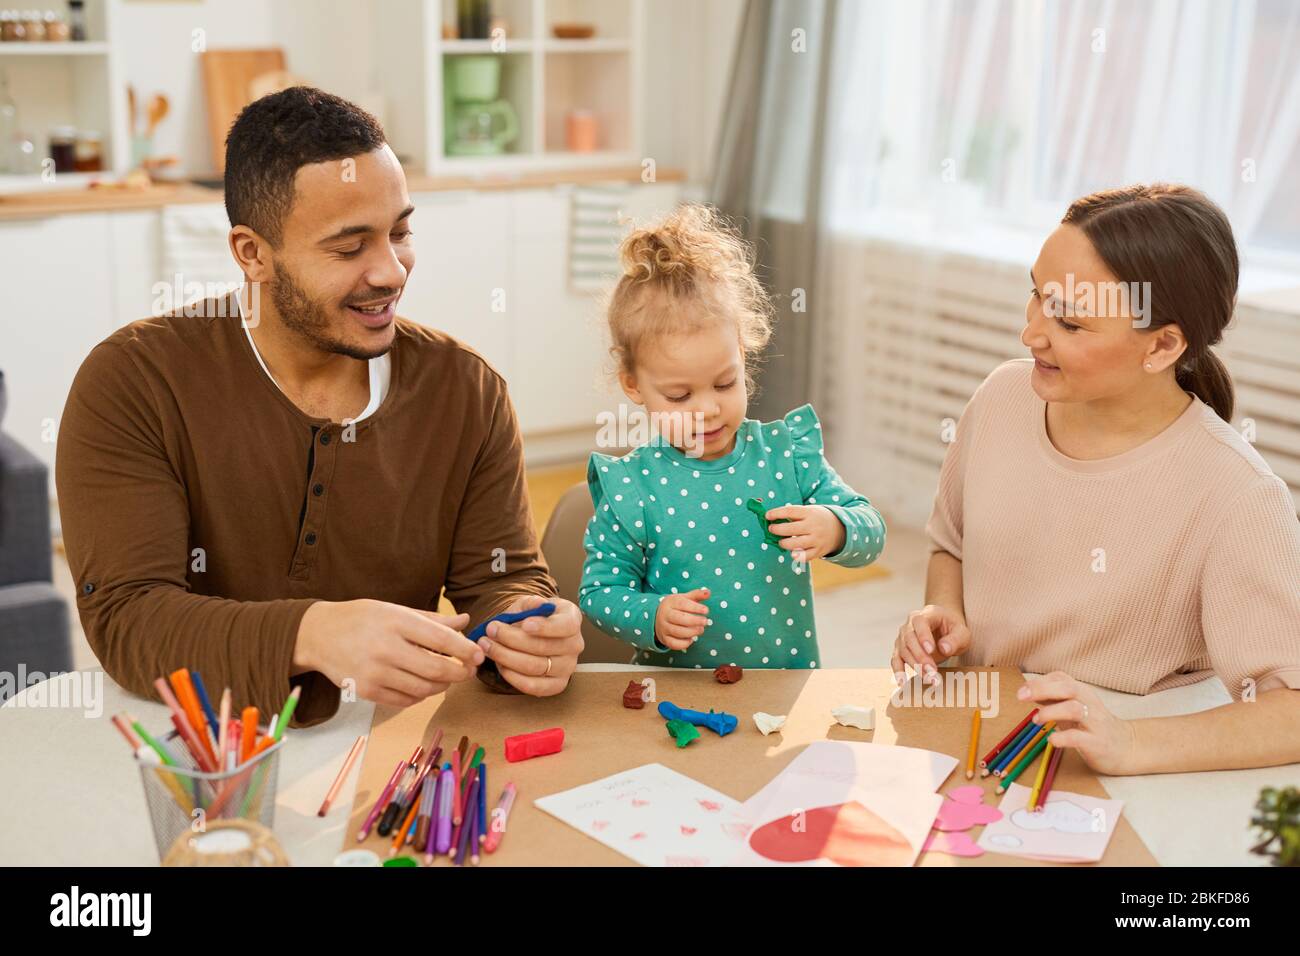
[605,203,773,391]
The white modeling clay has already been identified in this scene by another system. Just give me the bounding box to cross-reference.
[831,705,875,731]
[640,678,656,703]
[752,712,787,736]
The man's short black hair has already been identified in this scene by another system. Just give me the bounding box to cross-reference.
[224,86,387,246]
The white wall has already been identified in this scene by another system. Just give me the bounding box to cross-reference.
[114,0,274,178]
[642,0,746,189]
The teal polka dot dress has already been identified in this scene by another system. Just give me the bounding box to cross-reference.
[579,404,886,669]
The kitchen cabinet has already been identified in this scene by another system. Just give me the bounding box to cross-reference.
[0,212,119,477]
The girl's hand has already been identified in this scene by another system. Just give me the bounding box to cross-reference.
[891,604,971,685]
[1017,672,1139,775]
[766,504,845,562]
[654,588,710,650]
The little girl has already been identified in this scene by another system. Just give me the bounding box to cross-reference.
[579,204,886,669]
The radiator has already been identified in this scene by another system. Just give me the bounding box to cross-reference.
[819,234,1300,528]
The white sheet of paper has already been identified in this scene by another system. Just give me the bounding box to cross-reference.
[534,763,746,867]
[730,740,958,866]
[977,783,1124,862]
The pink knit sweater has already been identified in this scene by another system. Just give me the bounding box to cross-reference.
[927,359,1300,700]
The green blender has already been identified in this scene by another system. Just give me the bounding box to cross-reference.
[444,56,519,156]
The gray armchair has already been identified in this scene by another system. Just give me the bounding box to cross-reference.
[0,370,72,700]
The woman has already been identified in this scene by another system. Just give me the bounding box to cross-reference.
[891,184,1300,774]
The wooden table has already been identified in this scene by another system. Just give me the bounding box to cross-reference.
[347,667,1156,866]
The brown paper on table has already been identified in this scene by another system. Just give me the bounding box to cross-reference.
[344,667,1156,866]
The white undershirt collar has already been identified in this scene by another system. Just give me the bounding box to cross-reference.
[234,284,391,423]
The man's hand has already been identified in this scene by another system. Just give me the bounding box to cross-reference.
[477,595,584,696]
[293,599,484,708]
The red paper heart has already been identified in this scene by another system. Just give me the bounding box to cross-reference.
[748,801,913,866]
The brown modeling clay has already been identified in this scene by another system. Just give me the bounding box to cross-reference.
[622,680,647,709]
[714,665,743,684]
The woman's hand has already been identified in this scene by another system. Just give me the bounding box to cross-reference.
[766,505,845,562]
[1017,672,1139,775]
[891,604,971,685]
[654,588,710,650]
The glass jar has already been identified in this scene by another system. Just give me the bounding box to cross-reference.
[48,124,76,172]
[44,11,69,42]
[73,130,101,171]
[22,9,45,41]
[1,11,28,41]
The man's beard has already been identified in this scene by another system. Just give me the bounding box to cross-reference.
[269,261,396,361]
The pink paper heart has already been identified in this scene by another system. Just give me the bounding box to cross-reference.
[933,786,1002,831]
[697,799,722,812]
[922,829,984,858]
[591,820,609,832]
[630,832,646,840]
[680,825,697,836]
[631,798,649,807]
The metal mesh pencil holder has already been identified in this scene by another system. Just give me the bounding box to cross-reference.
[136,728,284,861]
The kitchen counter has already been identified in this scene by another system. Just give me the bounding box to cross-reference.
[0,165,685,221]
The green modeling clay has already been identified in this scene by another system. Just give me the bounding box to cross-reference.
[665,719,701,748]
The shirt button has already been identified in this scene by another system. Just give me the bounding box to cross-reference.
[313,483,324,496]
[305,532,318,545]
[320,432,331,446]
[82,582,95,595]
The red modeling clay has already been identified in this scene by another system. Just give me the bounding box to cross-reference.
[504,727,564,762]
[622,680,646,709]
[714,665,743,684]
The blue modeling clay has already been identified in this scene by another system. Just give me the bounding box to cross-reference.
[657,700,739,737]
[468,602,557,642]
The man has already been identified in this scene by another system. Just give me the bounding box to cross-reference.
[55,87,583,727]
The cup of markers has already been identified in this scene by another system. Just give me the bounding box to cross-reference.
[112,668,301,862]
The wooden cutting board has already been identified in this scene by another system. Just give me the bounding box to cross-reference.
[200,49,286,174]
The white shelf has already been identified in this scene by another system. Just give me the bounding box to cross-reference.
[441,39,536,53]
[0,42,110,55]
[542,39,629,52]
[409,0,643,175]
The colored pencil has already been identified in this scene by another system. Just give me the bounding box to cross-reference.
[998,726,1057,793]
[358,759,405,842]
[111,713,141,750]
[1034,743,1065,811]
[989,721,1039,776]
[1001,723,1055,781]
[980,707,1039,769]
[318,734,367,816]
[1027,740,1053,810]
[965,710,981,779]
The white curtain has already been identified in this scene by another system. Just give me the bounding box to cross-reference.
[820,0,1300,257]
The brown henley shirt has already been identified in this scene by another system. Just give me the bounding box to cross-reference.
[55,293,555,727]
